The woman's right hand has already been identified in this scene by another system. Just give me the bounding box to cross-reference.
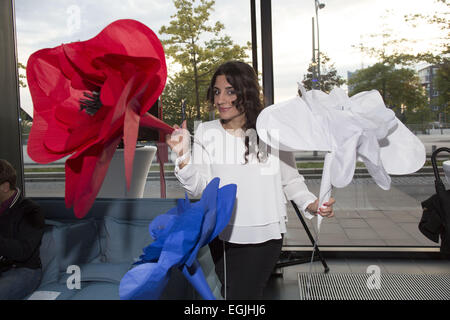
[166,120,191,158]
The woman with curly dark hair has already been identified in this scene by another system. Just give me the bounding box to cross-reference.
[167,61,335,300]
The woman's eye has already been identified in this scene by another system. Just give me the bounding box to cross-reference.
[214,90,220,95]
[227,90,236,95]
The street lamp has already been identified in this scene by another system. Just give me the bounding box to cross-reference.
[316,0,325,10]
[314,0,325,89]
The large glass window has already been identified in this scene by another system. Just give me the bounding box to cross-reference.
[16,0,446,251]
[269,0,446,250]
[17,0,251,200]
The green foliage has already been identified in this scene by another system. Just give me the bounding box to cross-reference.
[302,52,346,93]
[348,63,429,123]
[403,0,449,59]
[161,72,209,131]
[403,105,434,132]
[356,3,448,66]
[17,62,32,137]
[349,3,447,128]
[159,0,249,122]
[433,58,450,114]
[18,62,27,88]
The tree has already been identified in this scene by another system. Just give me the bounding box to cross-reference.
[355,3,448,66]
[17,62,32,138]
[302,52,346,93]
[348,63,428,122]
[18,62,27,88]
[160,0,249,120]
[161,73,198,130]
[349,4,447,127]
[403,104,434,134]
[403,0,449,59]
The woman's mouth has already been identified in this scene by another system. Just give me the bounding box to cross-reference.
[219,106,232,113]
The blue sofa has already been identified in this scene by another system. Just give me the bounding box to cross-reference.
[25,197,222,300]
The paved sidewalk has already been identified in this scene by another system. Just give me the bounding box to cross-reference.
[286,176,438,248]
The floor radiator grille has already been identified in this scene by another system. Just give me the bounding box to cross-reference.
[298,273,450,300]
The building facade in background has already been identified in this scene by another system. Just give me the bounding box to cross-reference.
[418,65,440,113]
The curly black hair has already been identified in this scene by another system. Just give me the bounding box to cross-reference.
[207,61,268,164]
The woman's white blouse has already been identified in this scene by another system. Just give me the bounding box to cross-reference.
[174,120,317,244]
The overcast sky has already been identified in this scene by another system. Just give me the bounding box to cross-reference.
[15,0,446,117]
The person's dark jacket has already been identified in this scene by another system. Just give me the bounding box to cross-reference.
[420,187,450,254]
[0,194,45,273]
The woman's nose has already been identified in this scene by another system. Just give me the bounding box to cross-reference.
[216,93,226,105]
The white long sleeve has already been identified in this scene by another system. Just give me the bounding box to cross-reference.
[174,122,211,198]
[279,150,317,216]
[174,120,318,243]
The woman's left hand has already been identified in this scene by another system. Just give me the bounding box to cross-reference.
[307,197,335,218]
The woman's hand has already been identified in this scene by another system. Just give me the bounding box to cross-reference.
[165,120,190,157]
[306,197,335,218]
[166,120,191,169]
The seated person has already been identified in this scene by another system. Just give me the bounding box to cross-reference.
[0,159,45,300]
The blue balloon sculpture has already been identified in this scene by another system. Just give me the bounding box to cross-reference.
[119,178,237,300]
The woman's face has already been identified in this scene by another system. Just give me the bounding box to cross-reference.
[213,75,241,120]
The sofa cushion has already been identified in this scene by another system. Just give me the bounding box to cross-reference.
[196,246,223,300]
[39,224,59,286]
[51,219,101,272]
[70,282,120,300]
[31,197,222,300]
[26,283,79,300]
[58,262,132,285]
[102,216,152,263]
